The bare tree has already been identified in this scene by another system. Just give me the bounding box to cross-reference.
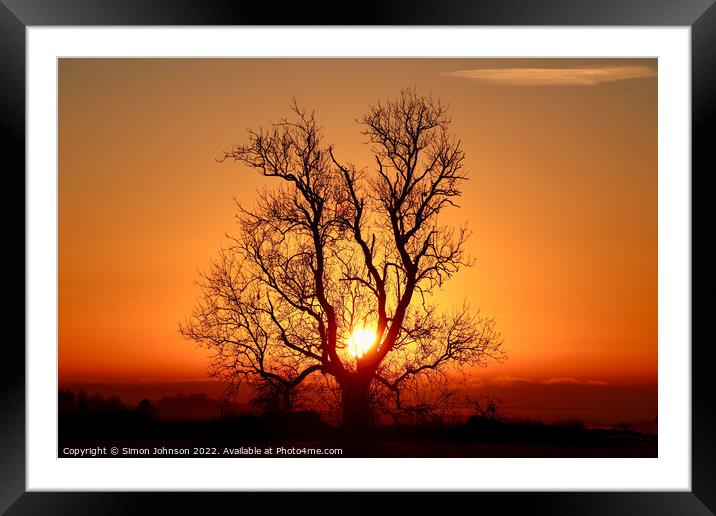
[180,89,505,429]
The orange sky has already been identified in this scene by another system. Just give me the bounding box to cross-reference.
[58,58,657,387]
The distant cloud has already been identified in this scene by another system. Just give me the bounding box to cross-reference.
[542,377,610,386]
[444,65,656,86]
[487,375,534,387]
[486,375,610,387]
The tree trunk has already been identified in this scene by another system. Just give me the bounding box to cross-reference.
[341,379,371,432]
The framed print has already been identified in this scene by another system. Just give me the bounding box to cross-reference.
[3,0,714,514]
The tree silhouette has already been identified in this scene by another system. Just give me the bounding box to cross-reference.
[135,398,158,419]
[180,89,505,429]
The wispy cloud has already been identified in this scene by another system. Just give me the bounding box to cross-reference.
[542,377,610,386]
[486,375,610,387]
[444,65,656,86]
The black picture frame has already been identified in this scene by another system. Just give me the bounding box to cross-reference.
[3,1,713,514]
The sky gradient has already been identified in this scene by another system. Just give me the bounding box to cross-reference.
[58,58,657,400]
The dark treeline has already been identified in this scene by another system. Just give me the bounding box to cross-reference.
[59,389,156,416]
[58,389,656,457]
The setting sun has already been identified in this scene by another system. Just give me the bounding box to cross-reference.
[348,328,377,359]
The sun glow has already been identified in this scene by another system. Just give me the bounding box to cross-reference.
[348,327,377,359]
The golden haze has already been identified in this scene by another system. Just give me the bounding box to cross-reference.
[59,58,657,388]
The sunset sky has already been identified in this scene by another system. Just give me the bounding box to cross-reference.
[58,58,657,409]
